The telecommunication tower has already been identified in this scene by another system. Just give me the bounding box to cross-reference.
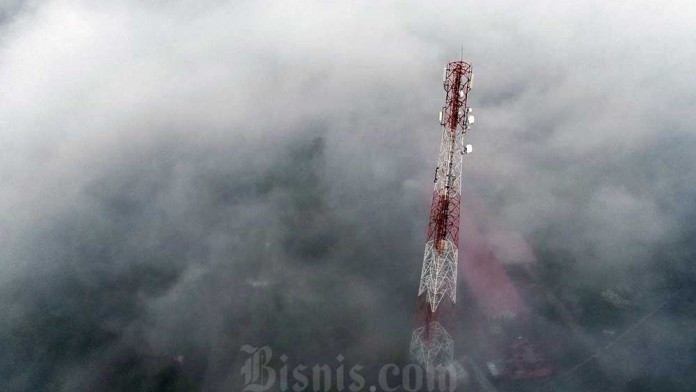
[410,61,475,370]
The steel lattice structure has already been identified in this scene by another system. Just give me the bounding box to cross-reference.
[410,60,474,370]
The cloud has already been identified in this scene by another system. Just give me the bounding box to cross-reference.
[1,0,695,391]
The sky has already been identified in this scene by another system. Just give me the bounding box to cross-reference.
[1,1,695,391]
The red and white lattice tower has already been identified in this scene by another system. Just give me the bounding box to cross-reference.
[410,61,474,370]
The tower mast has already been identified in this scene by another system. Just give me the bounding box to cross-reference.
[410,61,475,370]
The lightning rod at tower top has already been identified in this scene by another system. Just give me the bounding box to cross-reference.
[410,60,474,370]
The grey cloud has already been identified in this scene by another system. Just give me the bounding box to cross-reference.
[1,0,696,391]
